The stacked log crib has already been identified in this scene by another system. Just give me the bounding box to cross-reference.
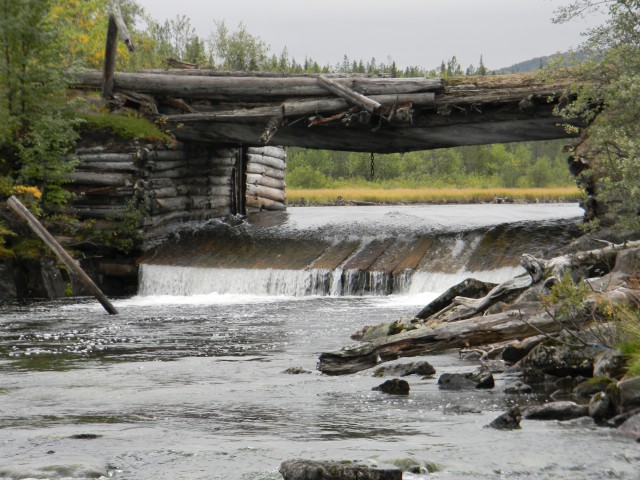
[66,141,287,249]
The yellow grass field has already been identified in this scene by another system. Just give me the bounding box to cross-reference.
[286,187,582,205]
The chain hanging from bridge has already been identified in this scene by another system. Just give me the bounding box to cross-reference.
[370,153,375,180]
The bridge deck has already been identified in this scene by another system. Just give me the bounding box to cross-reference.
[75,71,580,153]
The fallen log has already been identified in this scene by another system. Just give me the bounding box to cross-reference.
[318,75,382,115]
[318,307,559,375]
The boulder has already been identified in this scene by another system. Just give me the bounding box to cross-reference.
[608,407,640,427]
[372,379,410,395]
[573,376,616,398]
[618,376,640,412]
[489,406,522,430]
[438,370,494,390]
[501,335,546,363]
[589,391,615,420]
[279,459,402,480]
[519,342,598,378]
[372,361,435,378]
[593,349,628,379]
[523,401,589,421]
[617,413,640,441]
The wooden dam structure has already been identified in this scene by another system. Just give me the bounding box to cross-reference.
[70,68,581,249]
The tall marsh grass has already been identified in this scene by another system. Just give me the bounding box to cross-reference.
[287,187,582,205]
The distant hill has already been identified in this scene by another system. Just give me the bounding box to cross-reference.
[493,54,563,74]
[494,51,590,74]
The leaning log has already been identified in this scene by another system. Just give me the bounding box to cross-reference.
[102,6,134,100]
[7,196,118,315]
[318,308,559,375]
[318,75,383,115]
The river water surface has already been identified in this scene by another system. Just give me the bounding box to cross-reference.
[1,204,638,479]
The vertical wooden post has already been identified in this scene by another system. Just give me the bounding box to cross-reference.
[7,196,119,315]
[102,4,135,100]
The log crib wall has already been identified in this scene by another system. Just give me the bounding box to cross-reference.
[66,141,286,249]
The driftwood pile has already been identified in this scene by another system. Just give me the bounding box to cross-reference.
[318,242,640,375]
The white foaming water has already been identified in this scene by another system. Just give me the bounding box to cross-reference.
[139,264,327,297]
[406,265,527,294]
[139,263,527,298]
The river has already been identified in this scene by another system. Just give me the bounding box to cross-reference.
[1,204,638,479]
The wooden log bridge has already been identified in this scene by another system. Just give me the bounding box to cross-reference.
[73,70,582,153]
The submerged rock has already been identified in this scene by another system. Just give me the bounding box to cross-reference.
[438,370,495,390]
[372,378,410,395]
[283,367,312,375]
[523,401,589,421]
[279,459,402,480]
[372,361,435,378]
[489,406,522,430]
[504,381,532,394]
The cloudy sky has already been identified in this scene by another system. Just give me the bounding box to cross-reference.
[134,0,604,71]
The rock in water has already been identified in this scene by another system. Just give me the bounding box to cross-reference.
[489,406,522,430]
[372,361,436,378]
[279,459,402,480]
[372,378,410,395]
[618,376,640,412]
[438,370,495,390]
[523,401,589,421]
[618,413,640,441]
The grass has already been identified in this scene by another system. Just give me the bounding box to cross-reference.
[286,186,582,205]
[79,113,172,143]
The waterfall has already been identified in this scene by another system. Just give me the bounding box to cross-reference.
[138,204,582,297]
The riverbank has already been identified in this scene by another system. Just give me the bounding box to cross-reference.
[286,186,582,206]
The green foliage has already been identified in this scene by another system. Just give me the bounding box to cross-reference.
[552,0,640,230]
[542,272,638,350]
[18,113,80,206]
[93,199,145,254]
[79,113,171,143]
[286,140,573,189]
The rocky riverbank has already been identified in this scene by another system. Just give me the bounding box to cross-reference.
[312,239,640,460]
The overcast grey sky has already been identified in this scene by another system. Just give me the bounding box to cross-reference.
[134,0,603,71]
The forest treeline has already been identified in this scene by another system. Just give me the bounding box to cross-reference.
[287,142,573,189]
